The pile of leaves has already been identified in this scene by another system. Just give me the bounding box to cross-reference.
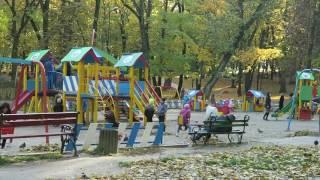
[287,130,320,137]
[20,144,60,153]
[89,145,320,179]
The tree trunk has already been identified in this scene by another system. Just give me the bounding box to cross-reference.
[177,74,183,98]
[41,0,50,48]
[92,0,101,46]
[119,16,127,52]
[237,62,243,97]
[152,76,157,86]
[279,71,287,93]
[256,64,261,90]
[157,76,162,86]
[270,61,275,80]
[203,0,269,97]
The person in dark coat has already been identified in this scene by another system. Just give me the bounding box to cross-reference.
[53,96,63,112]
[0,102,12,148]
[278,94,284,110]
[0,102,12,114]
[263,92,272,120]
[144,99,155,122]
[105,107,119,128]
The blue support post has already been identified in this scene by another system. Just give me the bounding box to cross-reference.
[153,122,164,145]
[65,124,82,151]
[126,122,141,147]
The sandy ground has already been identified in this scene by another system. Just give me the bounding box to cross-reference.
[0,110,320,180]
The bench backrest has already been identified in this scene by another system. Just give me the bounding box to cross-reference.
[0,112,78,127]
[204,115,250,128]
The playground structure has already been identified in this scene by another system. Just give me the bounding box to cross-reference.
[0,48,160,125]
[0,50,54,114]
[61,48,160,124]
[274,71,316,121]
[242,90,265,112]
[183,90,205,111]
[158,80,180,100]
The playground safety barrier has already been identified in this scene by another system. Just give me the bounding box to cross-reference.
[65,122,165,151]
[165,100,183,109]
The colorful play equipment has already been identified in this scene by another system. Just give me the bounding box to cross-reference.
[61,49,160,124]
[0,51,55,142]
[274,71,315,121]
[242,90,265,112]
[158,80,180,100]
[0,48,160,126]
[182,90,205,111]
[287,70,320,130]
[0,50,55,113]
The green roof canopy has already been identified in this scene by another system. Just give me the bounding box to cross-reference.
[25,49,50,62]
[0,57,32,65]
[115,52,147,68]
[61,47,101,64]
[93,48,117,65]
[296,71,314,80]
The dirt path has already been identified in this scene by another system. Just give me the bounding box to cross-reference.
[1,111,319,179]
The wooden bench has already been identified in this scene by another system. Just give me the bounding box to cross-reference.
[0,112,78,155]
[189,115,249,144]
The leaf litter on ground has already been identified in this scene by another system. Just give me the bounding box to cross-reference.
[82,145,320,179]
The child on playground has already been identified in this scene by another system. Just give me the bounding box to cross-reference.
[0,102,11,114]
[105,107,119,128]
[53,96,63,112]
[144,98,155,122]
[176,104,191,136]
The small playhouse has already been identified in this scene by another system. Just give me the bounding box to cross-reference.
[296,71,314,120]
[183,89,205,111]
[242,90,265,112]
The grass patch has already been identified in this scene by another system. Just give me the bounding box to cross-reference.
[0,153,62,166]
[118,161,131,168]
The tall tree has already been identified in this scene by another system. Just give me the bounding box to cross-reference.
[92,0,101,46]
[5,0,38,80]
[121,0,152,59]
[203,0,270,97]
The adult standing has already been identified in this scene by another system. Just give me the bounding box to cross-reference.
[278,94,284,110]
[157,98,168,131]
[144,98,155,122]
[263,92,272,120]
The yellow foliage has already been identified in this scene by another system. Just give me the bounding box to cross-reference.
[235,48,283,64]
[198,0,226,16]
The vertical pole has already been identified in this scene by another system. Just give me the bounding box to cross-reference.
[77,61,84,124]
[194,96,196,111]
[144,67,149,124]
[93,63,99,122]
[129,67,134,124]
[115,67,120,120]
[35,64,39,112]
[116,68,120,95]
[63,63,67,111]
[23,67,28,112]
[253,97,256,112]
[298,79,302,119]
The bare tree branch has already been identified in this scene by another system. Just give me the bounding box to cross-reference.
[121,0,140,19]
